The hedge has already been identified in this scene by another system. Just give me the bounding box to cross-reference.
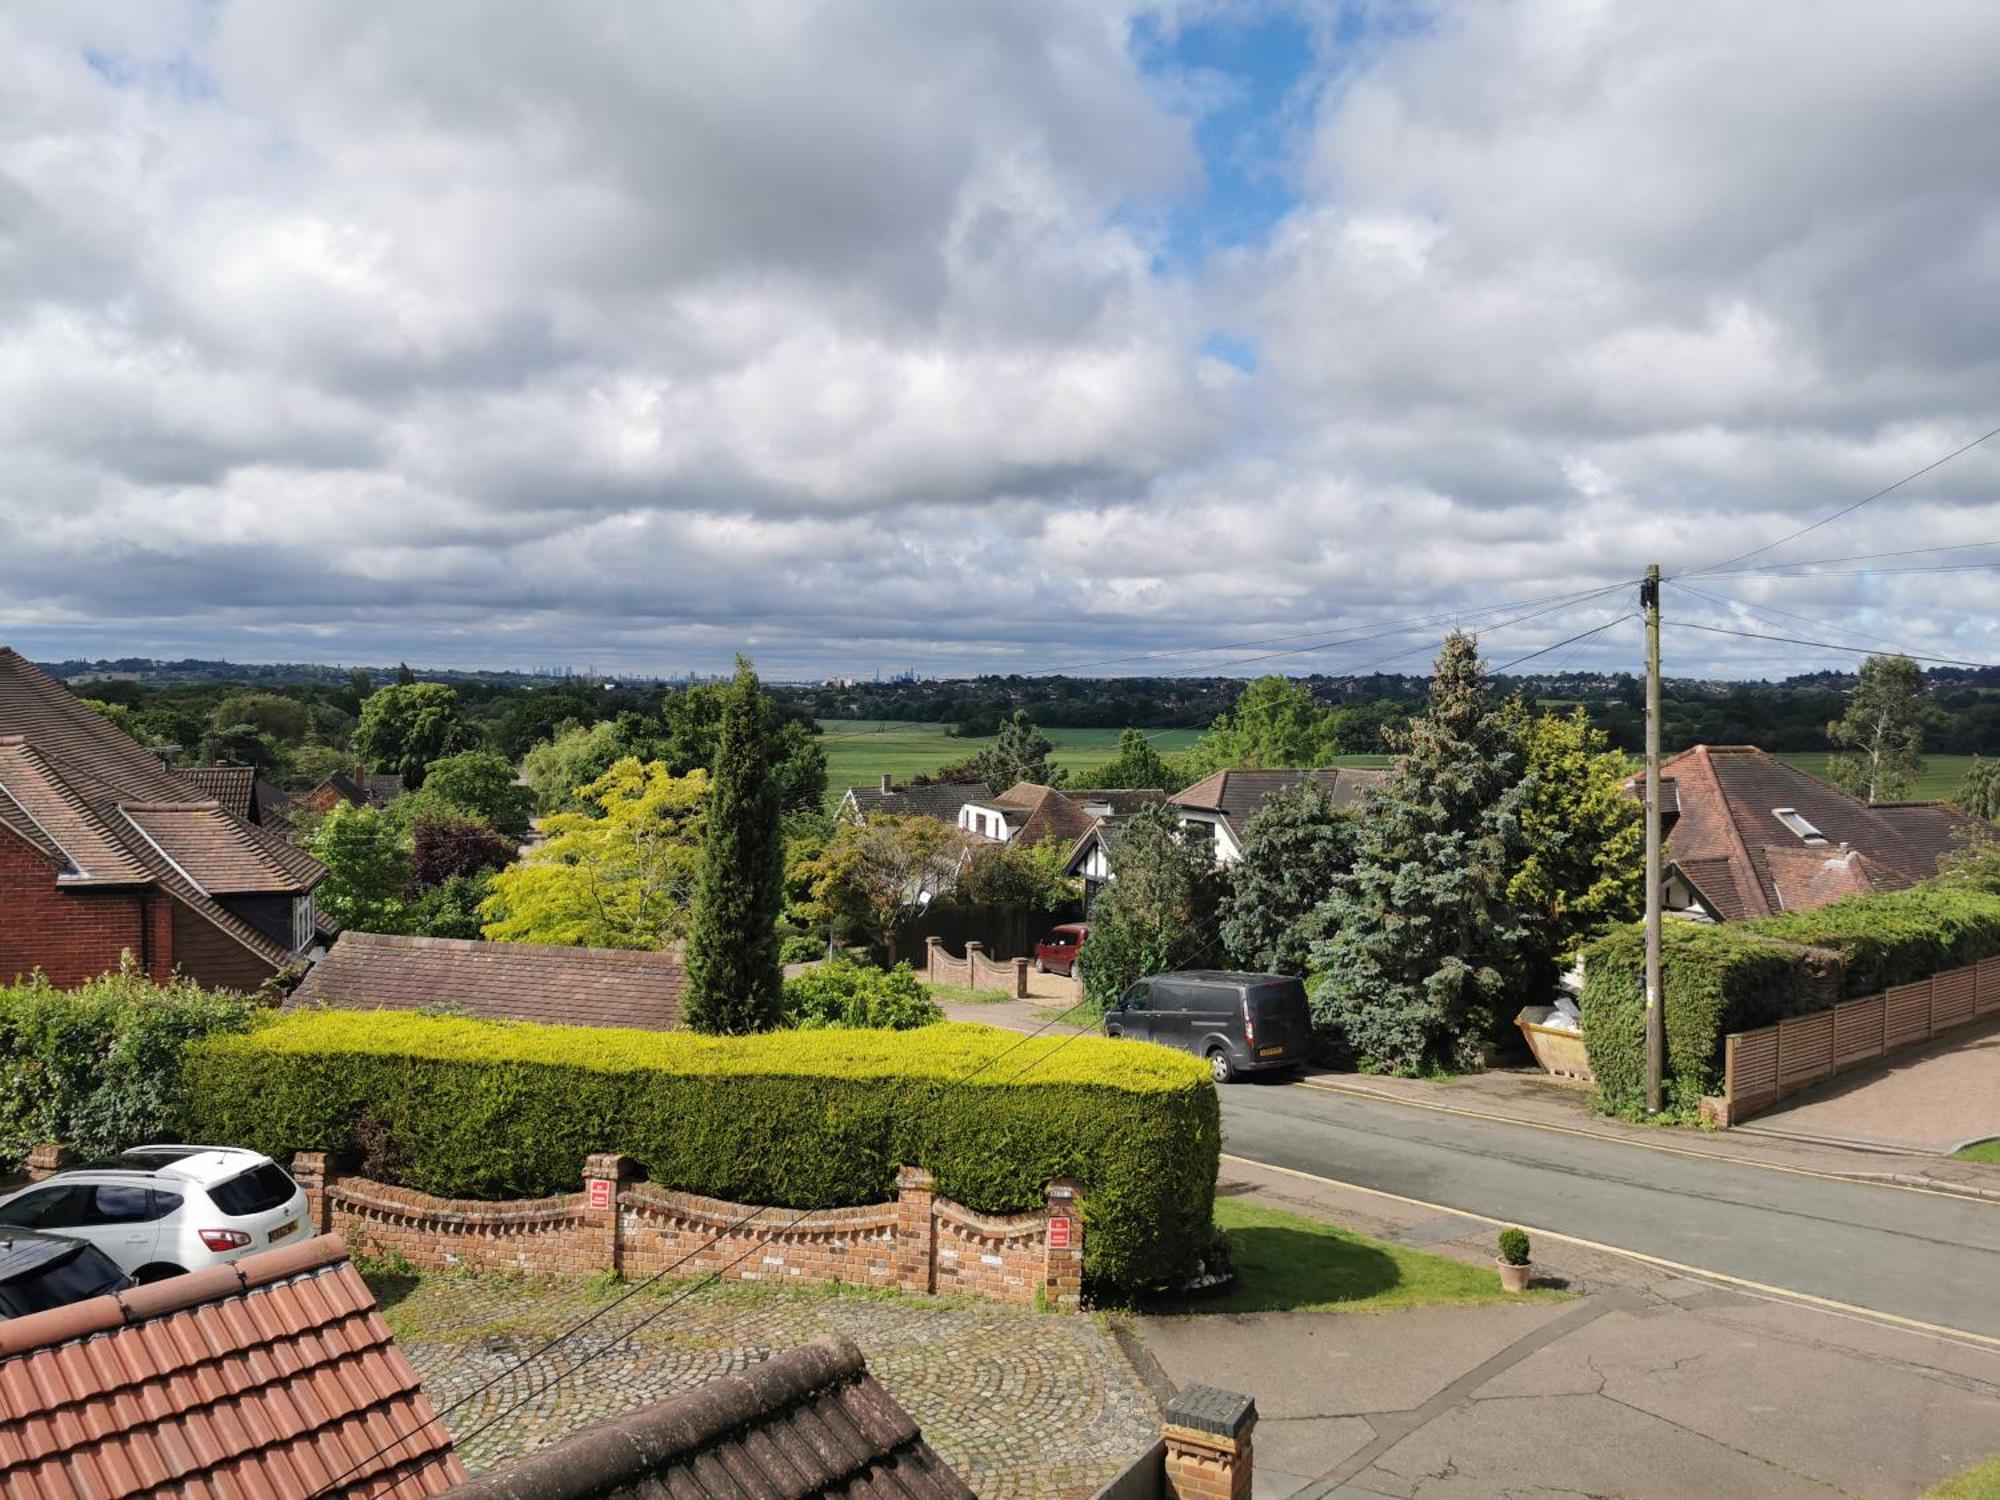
[184,1011,1219,1293]
[1582,884,2000,1116]
[780,960,941,1029]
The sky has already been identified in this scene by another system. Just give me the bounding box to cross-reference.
[3,0,1999,681]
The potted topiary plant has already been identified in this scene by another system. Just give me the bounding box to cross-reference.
[1496,1227,1532,1292]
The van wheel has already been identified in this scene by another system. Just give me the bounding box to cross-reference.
[1208,1048,1236,1085]
[134,1263,186,1284]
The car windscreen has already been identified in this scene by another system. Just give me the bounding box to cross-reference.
[208,1163,297,1218]
[0,1244,128,1317]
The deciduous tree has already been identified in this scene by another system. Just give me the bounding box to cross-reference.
[354,683,479,789]
[480,759,707,948]
[1956,755,2000,822]
[798,816,972,952]
[1507,707,1643,963]
[682,660,787,1034]
[1088,727,1181,791]
[303,803,412,932]
[401,750,534,837]
[955,836,1077,908]
[1078,803,1226,1015]
[1181,676,1343,778]
[1828,654,1929,804]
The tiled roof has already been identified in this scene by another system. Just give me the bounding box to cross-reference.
[121,802,313,894]
[0,647,323,973]
[0,1236,466,1499]
[983,782,1100,850]
[447,1336,973,1500]
[1170,768,1389,838]
[843,780,995,823]
[1652,745,1979,919]
[171,765,256,820]
[288,932,687,1030]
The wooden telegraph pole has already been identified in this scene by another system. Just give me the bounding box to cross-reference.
[1642,564,1664,1113]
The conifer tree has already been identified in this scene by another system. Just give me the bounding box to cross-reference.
[1221,781,1360,975]
[974,708,1062,788]
[683,657,785,1033]
[1309,633,1529,1072]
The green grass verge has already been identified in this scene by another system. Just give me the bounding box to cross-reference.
[1155,1197,1563,1315]
[1955,1138,2000,1164]
[924,982,1012,1005]
[1928,1456,2000,1499]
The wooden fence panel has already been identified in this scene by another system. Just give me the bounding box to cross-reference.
[1884,980,1933,1050]
[1977,956,2000,1015]
[1932,965,1977,1031]
[1776,1010,1835,1094]
[1832,994,1884,1070]
[1727,1027,1781,1117]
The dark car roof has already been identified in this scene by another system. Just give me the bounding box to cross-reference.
[1156,969,1298,986]
[0,1232,91,1283]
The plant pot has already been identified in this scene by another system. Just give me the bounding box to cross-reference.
[1497,1258,1533,1293]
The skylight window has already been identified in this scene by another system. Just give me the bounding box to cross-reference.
[1772,807,1827,844]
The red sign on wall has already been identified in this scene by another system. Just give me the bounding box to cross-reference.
[1048,1216,1072,1249]
[589,1178,612,1211]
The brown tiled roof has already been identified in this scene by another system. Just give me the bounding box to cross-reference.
[1170,767,1389,841]
[171,765,256,819]
[1651,745,1979,919]
[843,780,995,823]
[0,1237,466,1498]
[121,801,313,894]
[0,649,324,973]
[985,782,1099,850]
[447,1336,972,1500]
[288,932,687,1030]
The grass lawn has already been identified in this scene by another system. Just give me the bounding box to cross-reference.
[1955,1138,2000,1164]
[1774,751,1976,804]
[924,982,1010,1005]
[1154,1196,1562,1316]
[1929,1456,2000,1499]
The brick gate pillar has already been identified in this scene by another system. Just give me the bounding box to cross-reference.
[895,1166,936,1295]
[1042,1178,1083,1311]
[1163,1386,1257,1500]
[26,1143,75,1184]
[290,1151,330,1233]
[584,1153,631,1275]
[925,935,943,981]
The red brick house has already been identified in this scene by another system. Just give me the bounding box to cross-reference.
[295,764,405,818]
[0,648,327,990]
[1647,744,1979,921]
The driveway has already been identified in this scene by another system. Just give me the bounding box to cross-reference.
[1741,1017,2000,1153]
[1137,1160,2000,1498]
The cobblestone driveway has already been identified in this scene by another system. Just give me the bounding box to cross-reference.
[370,1271,1160,1498]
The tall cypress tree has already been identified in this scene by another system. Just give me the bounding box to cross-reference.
[1308,632,1530,1072]
[682,656,785,1034]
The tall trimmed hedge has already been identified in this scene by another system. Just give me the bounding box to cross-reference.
[1582,884,2000,1116]
[184,1012,1219,1293]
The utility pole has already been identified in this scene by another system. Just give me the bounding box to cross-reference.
[1641,564,1664,1114]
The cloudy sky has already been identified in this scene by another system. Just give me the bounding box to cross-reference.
[4,1,1998,680]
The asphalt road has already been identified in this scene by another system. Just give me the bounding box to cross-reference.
[1221,1077,2000,1339]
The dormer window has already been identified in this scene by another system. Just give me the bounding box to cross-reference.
[1772,808,1827,845]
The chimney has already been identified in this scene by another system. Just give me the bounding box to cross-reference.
[880,772,894,793]
[1162,1386,1257,1500]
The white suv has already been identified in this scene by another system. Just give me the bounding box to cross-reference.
[0,1145,312,1282]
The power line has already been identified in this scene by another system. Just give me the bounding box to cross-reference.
[1690,422,2000,575]
[1684,560,2000,580]
[1665,619,1994,669]
[304,991,1107,1499]
[1691,537,2000,577]
[1489,614,1636,673]
[1674,581,1917,658]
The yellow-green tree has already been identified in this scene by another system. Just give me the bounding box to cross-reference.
[480,758,707,949]
[1506,706,1643,961]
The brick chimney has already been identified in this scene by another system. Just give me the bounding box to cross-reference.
[1162,1385,1257,1500]
[880,772,894,793]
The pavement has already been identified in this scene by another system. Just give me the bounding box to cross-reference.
[376,1272,1158,1498]
[1134,1159,2000,1498]
[1741,1015,2000,1154]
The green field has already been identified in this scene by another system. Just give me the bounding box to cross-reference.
[1773,753,1976,804]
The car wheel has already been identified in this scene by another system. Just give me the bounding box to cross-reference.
[1035,958,1047,973]
[134,1263,186,1284]
[1208,1048,1236,1085]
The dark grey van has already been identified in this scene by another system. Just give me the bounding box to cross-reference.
[1102,970,1311,1083]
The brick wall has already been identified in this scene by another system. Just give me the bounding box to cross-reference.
[0,830,154,987]
[924,936,1029,998]
[170,901,279,992]
[291,1151,1083,1309]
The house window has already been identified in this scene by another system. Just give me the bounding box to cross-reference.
[291,892,316,952]
[1183,818,1214,850]
[1771,808,1827,845]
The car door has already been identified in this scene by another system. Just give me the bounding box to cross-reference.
[1145,981,1193,1053]
[0,1181,162,1273]
[1110,980,1154,1040]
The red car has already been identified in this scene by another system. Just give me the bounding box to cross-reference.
[1034,923,1088,977]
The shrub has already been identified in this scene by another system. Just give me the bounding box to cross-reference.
[1751,886,2000,997]
[779,932,826,966]
[1581,922,1824,1118]
[1497,1227,1530,1265]
[184,1010,1219,1293]
[0,968,262,1167]
[781,960,941,1030]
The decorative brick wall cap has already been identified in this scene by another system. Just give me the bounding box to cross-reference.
[1164,1386,1256,1441]
[583,1152,632,1180]
[1046,1178,1082,1203]
[26,1143,75,1174]
[895,1165,935,1192]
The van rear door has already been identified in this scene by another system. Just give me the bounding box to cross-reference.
[1246,980,1312,1060]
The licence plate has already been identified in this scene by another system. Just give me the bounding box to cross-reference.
[1259,1045,1285,1058]
[267,1219,300,1243]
